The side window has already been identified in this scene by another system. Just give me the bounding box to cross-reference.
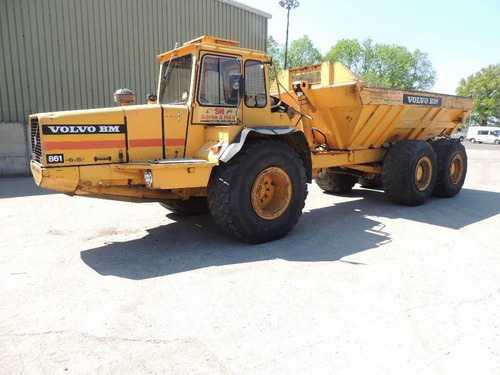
[198,55,240,106]
[244,60,267,108]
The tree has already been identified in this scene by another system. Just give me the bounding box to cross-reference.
[324,38,437,91]
[409,49,437,91]
[266,36,284,82]
[286,35,322,69]
[324,38,365,74]
[456,64,500,126]
[266,36,284,70]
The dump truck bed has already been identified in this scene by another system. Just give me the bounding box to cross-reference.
[277,62,473,151]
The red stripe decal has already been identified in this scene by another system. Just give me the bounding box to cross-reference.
[43,140,126,151]
[165,138,185,146]
[129,139,163,147]
[44,138,185,150]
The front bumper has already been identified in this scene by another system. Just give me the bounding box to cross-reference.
[30,161,80,195]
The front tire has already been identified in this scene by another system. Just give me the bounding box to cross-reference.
[432,139,467,197]
[208,139,307,243]
[382,140,437,206]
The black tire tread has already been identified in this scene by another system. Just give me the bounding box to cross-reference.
[358,175,384,190]
[208,139,307,243]
[432,139,467,197]
[382,140,437,206]
[315,171,357,194]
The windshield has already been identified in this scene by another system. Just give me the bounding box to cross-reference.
[159,55,193,105]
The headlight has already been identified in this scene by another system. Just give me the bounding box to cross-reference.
[144,170,153,187]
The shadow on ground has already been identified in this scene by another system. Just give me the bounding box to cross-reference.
[0,177,55,199]
[80,187,500,280]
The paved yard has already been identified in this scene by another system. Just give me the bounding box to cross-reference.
[1,142,499,374]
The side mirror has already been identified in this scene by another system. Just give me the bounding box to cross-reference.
[229,74,244,103]
[147,93,157,104]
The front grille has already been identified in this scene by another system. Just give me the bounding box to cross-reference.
[30,117,42,163]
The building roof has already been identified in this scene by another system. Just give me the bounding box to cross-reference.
[217,0,272,19]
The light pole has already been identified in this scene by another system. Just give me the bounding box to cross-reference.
[279,0,299,69]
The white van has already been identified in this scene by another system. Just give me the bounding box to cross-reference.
[467,126,500,144]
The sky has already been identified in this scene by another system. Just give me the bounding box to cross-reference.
[240,0,500,95]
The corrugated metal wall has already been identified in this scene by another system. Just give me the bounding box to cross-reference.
[0,0,269,123]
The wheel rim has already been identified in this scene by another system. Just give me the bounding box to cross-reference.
[449,153,464,184]
[414,156,433,191]
[251,167,292,220]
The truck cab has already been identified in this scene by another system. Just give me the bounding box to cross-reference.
[29,36,299,199]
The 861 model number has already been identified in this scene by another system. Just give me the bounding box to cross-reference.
[46,154,64,164]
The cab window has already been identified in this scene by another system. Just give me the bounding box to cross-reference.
[244,60,267,108]
[198,55,240,106]
[159,55,193,105]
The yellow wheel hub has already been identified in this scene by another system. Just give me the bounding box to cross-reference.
[414,156,433,191]
[449,154,464,184]
[251,167,292,220]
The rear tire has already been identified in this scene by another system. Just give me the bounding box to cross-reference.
[382,140,437,206]
[315,171,357,194]
[160,197,209,216]
[432,139,467,197]
[208,139,307,243]
[470,138,476,143]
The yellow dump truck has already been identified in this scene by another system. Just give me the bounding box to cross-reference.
[29,36,473,242]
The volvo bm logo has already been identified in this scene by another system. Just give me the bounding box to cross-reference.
[42,124,126,135]
[402,94,442,107]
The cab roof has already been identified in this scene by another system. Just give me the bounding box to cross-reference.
[157,36,268,64]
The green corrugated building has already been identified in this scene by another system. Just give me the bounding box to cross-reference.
[0,0,271,175]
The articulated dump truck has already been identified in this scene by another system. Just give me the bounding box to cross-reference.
[29,36,473,243]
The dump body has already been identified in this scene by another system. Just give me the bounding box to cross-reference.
[278,62,473,152]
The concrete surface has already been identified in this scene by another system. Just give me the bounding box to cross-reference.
[0,122,30,176]
[1,142,499,374]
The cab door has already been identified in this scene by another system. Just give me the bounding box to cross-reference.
[158,54,193,158]
[192,54,242,126]
[242,59,272,126]
[162,105,189,158]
